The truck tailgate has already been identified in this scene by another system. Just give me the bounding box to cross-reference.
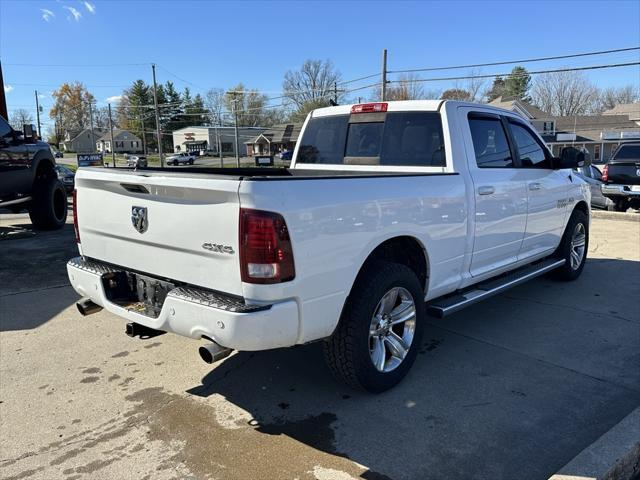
[74,168,243,296]
[607,161,640,185]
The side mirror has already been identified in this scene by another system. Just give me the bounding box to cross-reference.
[556,147,586,169]
[22,124,38,143]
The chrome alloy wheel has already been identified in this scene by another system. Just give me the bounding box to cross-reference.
[369,287,417,373]
[570,223,586,270]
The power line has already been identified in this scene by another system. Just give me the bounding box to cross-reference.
[388,46,640,75]
[384,61,640,85]
[4,62,150,67]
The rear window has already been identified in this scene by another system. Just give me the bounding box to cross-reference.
[612,144,640,161]
[296,112,446,167]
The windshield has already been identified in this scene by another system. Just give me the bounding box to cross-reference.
[297,112,446,167]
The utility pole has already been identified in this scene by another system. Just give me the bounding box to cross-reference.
[334,81,338,104]
[151,63,163,167]
[139,112,146,155]
[108,103,116,167]
[381,48,388,101]
[232,93,240,167]
[34,90,42,139]
[88,100,94,152]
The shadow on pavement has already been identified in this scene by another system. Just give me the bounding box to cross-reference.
[186,258,640,480]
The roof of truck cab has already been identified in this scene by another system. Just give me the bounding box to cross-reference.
[309,99,531,118]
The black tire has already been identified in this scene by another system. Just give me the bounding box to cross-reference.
[613,199,627,212]
[551,209,588,281]
[324,261,426,393]
[189,159,194,165]
[28,177,68,230]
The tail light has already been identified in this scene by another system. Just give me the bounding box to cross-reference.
[239,208,295,284]
[72,189,80,243]
[351,102,388,114]
[602,164,609,183]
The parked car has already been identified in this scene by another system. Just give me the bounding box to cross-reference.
[279,150,293,160]
[166,152,196,166]
[573,165,614,210]
[601,143,640,212]
[126,155,147,168]
[55,165,75,193]
[67,100,590,392]
[0,117,67,229]
[53,150,64,158]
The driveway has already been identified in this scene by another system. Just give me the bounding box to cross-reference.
[0,214,638,480]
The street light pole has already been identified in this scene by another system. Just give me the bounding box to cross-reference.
[34,90,42,139]
[381,49,388,101]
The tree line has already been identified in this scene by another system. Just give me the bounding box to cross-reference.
[44,60,638,148]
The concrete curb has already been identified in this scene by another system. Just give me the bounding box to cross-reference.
[592,210,640,222]
[549,407,640,480]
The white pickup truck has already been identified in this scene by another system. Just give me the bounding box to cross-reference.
[67,100,590,392]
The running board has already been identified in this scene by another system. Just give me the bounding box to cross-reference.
[427,258,565,318]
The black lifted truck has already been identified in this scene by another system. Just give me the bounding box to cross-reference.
[602,143,640,212]
[0,115,68,229]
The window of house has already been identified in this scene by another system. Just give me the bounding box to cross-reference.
[221,142,233,153]
[593,144,600,162]
[116,141,124,148]
[131,141,139,148]
[508,121,550,169]
[468,116,514,168]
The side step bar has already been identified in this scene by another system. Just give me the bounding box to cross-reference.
[427,258,565,318]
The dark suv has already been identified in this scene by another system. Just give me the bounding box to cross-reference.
[601,143,640,212]
[0,116,68,229]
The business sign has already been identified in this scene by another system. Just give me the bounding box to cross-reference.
[77,153,104,167]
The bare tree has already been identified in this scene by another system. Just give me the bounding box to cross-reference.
[9,108,34,129]
[440,88,473,101]
[594,85,640,113]
[465,69,486,102]
[225,84,271,127]
[283,59,342,109]
[531,71,599,116]
[205,88,225,126]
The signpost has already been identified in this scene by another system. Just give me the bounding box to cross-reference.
[77,153,104,167]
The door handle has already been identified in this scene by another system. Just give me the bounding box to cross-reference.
[478,186,495,195]
[528,182,542,191]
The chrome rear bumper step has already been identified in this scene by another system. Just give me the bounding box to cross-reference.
[427,258,565,318]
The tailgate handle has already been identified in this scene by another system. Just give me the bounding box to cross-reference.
[121,183,149,194]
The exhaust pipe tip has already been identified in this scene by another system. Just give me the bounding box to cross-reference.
[76,297,102,316]
[199,342,232,364]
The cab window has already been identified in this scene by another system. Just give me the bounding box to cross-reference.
[508,121,551,169]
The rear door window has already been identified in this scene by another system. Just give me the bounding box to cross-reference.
[468,116,514,168]
[296,111,446,167]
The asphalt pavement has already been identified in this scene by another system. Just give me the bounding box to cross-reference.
[0,212,639,480]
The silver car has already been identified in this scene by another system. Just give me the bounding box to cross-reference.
[574,165,614,210]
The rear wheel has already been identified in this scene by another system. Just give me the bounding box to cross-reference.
[324,261,425,392]
[189,159,194,165]
[551,209,588,281]
[28,176,67,230]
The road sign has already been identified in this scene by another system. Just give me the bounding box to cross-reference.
[77,153,104,167]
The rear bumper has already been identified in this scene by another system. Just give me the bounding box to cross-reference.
[601,184,640,198]
[66,257,300,351]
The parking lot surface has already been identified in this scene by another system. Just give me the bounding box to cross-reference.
[1,213,639,480]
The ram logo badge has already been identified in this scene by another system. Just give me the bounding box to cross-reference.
[202,243,235,254]
[131,206,148,234]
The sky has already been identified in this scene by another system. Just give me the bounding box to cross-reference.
[1,0,639,131]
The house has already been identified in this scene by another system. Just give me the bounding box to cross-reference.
[488,97,640,164]
[96,130,143,154]
[61,128,105,153]
[602,103,640,126]
[244,124,302,156]
[171,126,266,157]
[488,96,557,136]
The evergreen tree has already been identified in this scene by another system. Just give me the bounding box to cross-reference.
[504,67,531,102]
